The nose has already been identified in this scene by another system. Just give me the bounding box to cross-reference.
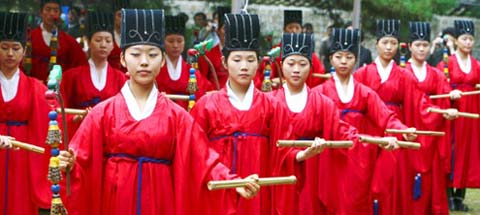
[140,54,149,67]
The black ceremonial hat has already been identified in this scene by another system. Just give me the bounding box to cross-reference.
[454,20,475,37]
[165,15,186,35]
[86,11,114,38]
[284,10,302,27]
[120,9,165,49]
[409,21,430,42]
[0,12,29,43]
[376,19,400,40]
[113,0,130,12]
[216,6,231,28]
[281,33,314,62]
[329,28,360,56]
[223,13,260,53]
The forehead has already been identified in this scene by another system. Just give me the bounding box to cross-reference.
[0,41,22,46]
[378,36,398,43]
[284,54,309,61]
[126,44,162,52]
[411,40,430,45]
[165,34,185,40]
[42,2,60,10]
[229,50,257,57]
[458,34,474,40]
[332,51,354,56]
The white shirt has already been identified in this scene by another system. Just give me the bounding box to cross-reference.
[455,51,472,74]
[114,31,121,48]
[121,81,158,121]
[333,73,355,103]
[375,57,394,83]
[226,80,254,111]
[0,69,20,102]
[409,59,427,82]
[89,59,108,91]
[283,83,307,113]
[166,55,182,81]
[40,23,53,47]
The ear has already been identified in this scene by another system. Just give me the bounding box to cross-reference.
[120,51,126,68]
[221,56,227,70]
[161,53,166,67]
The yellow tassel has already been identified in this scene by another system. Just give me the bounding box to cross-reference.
[262,64,272,92]
[187,68,198,94]
[188,100,195,112]
[50,196,68,215]
[48,157,62,184]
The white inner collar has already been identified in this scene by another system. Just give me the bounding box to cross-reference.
[121,81,158,121]
[333,73,355,103]
[40,23,53,47]
[226,80,254,111]
[283,83,308,113]
[455,51,472,74]
[408,59,427,82]
[375,57,394,83]
[166,55,182,81]
[88,59,108,91]
[0,69,20,102]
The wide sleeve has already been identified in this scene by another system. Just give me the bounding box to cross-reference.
[66,105,105,215]
[365,88,408,131]
[173,110,236,215]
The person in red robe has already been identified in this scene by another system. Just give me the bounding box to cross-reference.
[58,9,259,215]
[0,12,52,214]
[107,0,129,73]
[353,19,456,215]
[156,15,213,110]
[253,10,326,90]
[269,32,361,215]
[405,21,461,214]
[30,0,87,83]
[436,20,480,212]
[60,11,127,141]
[197,6,231,89]
[190,14,326,215]
[312,28,416,215]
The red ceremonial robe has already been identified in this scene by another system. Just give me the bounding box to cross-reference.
[108,41,127,73]
[60,64,127,141]
[190,87,296,215]
[354,62,440,215]
[66,87,236,215]
[437,54,480,188]
[198,44,229,89]
[156,58,213,110]
[313,78,408,215]
[30,27,87,82]
[270,86,359,215]
[0,71,51,214]
[405,62,451,214]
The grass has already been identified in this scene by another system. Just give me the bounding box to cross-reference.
[451,189,480,215]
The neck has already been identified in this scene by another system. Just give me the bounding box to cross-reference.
[168,55,179,68]
[287,83,304,95]
[336,72,351,86]
[42,22,54,33]
[411,57,424,68]
[229,80,249,101]
[379,57,391,68]
[129,80,153,102]
[458,50,469,60]
[91,56,107,70]
[1,68,17,80]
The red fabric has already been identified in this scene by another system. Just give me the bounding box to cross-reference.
[438,55,480,188]
[313,78,408,215]
[405,62,451,215]
[354,63,441,215]
[270,87,359,215]
[0,71,51,214]
[156,58,213,110]
[190,88,296,215]
[60,64,127,141]
[66,92,234,215]
[198,44,229,89]
[108,41,127,73]
[30,27,87,82]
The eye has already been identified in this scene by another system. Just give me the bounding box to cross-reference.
[130,53,140,57]
[149,53,159,57]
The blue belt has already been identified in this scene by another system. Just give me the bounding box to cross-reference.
[0,120,28,126]
[385,102,402,107]
[451,83,475,88]
[209,131,267,174]
[77,97,101,109]
[105,153,171,215]
[340,109,363,118]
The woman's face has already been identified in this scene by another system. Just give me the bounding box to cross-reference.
[121,45,164,86]
[409,40,430,62]
[0,41,24,72]
[456,34,475,55]
[282,54,310,89]
[376,36,399,62]
[224,50,258,88]
[164,34,185,59]
[89,31,114,60]
[329,51,356,76]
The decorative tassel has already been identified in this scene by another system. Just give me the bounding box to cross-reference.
[48,29,58,72]
[188,94,196,112]
[443,48,449,80]
[51,194,68,215]
[187,68,199,94]
[399,42,408,68]
[262,64,272,92]
[329,66,335,74]
[413,173,422,200]
[373,199,379,215]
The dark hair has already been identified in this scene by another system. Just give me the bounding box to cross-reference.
[194,12,206,21]
[442,27,456,38]
[303,23,313,31]
[40,0,61,10]
[178,12,189,23]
